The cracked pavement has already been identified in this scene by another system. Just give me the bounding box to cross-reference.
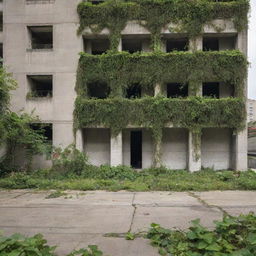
[0,190,255,255]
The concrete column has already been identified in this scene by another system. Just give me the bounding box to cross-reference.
[189,36,203,52]
[110,132,123,166]
[233,129,248,171]
[85,40,92,54]
[236,30,248,56]
[75,129,84,152]
[188,131,201,172]
[154,83,162,96]
[117,38,122,52]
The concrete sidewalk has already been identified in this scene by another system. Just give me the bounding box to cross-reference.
[0,190,255,255]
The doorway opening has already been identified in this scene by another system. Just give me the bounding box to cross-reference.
[130,131,142,168]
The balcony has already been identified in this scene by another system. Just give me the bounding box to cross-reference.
[74,97,246,132]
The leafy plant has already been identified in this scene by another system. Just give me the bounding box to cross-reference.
[146,213,256,256]
[51,144,89,177]
[67,245,105,256]
[0,232,108,256]
[0,233,57,256]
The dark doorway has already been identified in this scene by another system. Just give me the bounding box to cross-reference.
[130,131,142,168]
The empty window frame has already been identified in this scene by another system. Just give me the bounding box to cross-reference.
[122,39,142,53]
[28,26,53,50]
[27,75,53,97]
[166,38,189,52]
[203,82,220,98]
[30,123,53,142]
[130,130,142,169]
[87,81,110,99]
[203,37,219,51]
[126,84,141,99]
[167,83,188,98]
[203,35,237,51]
[84,38,110,55]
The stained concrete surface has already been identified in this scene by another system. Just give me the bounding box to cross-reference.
[0,190,255,255]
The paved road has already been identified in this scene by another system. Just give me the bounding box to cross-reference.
[0,190,255,255]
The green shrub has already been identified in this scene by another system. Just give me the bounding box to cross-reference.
[51,144,89,177]
[147,213,256,256]
[83,165,139,181]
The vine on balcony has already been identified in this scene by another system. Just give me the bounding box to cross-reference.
[77,0,249,51]
[76,50,247,98]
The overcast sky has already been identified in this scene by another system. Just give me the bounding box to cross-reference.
[248,0,256,99]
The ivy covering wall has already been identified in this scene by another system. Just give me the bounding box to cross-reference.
[75,0,249,166]
[76,50,247,98]
[74,97,245,135]
[77,0,249,51]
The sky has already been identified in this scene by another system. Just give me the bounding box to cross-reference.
[248,0,256,99]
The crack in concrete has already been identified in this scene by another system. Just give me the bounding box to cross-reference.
[188,191,229,216]
[128,193,137,233]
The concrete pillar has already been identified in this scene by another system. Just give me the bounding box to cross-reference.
[189,36,203,52]
[233,129,248,171]
[117,38,122,52]
[110,132,123,166]
[188,131,201,172]
[85,40,92,54]
[154,83,162,96]
[75,129,84,152]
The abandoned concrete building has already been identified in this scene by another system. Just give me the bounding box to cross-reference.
[3,0,249,171]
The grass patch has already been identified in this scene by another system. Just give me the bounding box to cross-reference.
[0,167,256,191]
[45,190,67,199]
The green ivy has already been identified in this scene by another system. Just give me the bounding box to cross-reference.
[74,96,246,135]
[76,50,247,98]
[77,0,249,51]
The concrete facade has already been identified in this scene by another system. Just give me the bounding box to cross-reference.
[3,0,248,171]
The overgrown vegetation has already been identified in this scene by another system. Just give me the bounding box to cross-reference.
[0,232,106,256]
[76,51,247,98]
[1,167,256,191]
[0,66,50,175]
[77,0,249,51]
[74,96,245,135]
[147,213,256,256]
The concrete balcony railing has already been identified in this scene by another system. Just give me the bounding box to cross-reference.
[74,97,246,131]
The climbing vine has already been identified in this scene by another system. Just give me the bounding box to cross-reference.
[75,0,249,167]
[76,50,247,98]
[74,96,245,135]
[77,0,249,51]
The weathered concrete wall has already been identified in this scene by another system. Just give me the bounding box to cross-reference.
[202,128,232,170]
[83,128,110,166]
[162,128,188,169]
[4,0,81,150]
[4,0,247,171]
